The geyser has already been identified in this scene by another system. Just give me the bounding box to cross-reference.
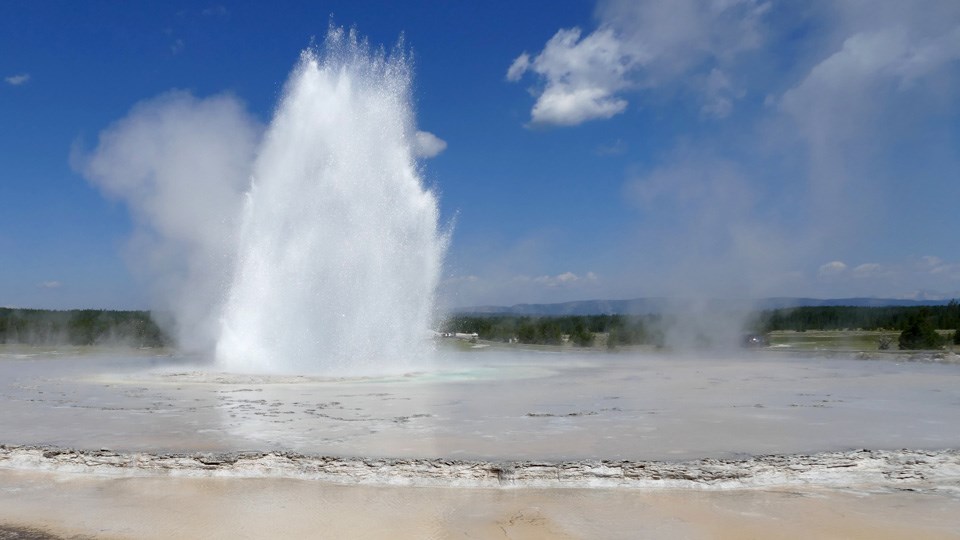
[216,28,445,375]
[81,26,446,376]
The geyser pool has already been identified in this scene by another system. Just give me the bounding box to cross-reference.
[214,29,445,375]
[2,348,959,461]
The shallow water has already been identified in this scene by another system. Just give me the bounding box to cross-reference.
[1,347,959,460]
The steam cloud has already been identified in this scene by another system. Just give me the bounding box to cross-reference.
[75,91,260,351]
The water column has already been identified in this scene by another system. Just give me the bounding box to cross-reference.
[217,28,445,375]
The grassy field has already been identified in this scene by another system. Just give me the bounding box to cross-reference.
[767,330,956,352]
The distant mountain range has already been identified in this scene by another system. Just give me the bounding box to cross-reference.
[454,297,956,316]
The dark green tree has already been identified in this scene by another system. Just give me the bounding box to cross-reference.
[570,321,594,347]
[898,310,945,350]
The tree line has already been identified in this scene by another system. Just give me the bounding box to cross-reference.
[448,302,960,350]
[4,303,958,350]
[440,314,661,348]
[752,302,960,349]
[753,301,960,333]
[0,308,169,347]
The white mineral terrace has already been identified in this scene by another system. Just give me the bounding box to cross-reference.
[2,445,959,492]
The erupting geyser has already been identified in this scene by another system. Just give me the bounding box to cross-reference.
[81,26,446,376]
[216,29,445,375]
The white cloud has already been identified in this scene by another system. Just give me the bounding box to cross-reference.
[507,0,770,126]
[531,271,598,287]
[778,4,960,174]
[5,73,30,86]
[533,83,628,126]
[412,130,447,158]
[803,256,960,299]
[37,281,62,289]
[509,27,632,125]
[780,27,959,144]
[765,2,960,264]
[818,261,848,277]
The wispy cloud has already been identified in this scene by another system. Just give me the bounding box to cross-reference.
[504,0,960,303]
[595,138,626,156]
[37,281,62,289]
[5,73,30,86]
[201,5,228,17]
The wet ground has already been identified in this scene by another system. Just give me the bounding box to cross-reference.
[1,346,959,461]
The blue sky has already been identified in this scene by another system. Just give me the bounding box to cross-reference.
[2,0,959,311]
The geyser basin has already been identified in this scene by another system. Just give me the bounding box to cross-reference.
[2,348,958,462]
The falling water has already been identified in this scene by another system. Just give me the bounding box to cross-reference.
[216,28,445,375]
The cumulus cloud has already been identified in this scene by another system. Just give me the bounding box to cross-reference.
[798,256,960,298]
[507,0,770,126]
[510,27,632,125]
[533,271,579,286]
[818,261,848,277]
[412,130,447,158]
[74,90,261,350]
[5,73,30,86]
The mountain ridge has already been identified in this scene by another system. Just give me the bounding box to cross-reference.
[453,297,956,316]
